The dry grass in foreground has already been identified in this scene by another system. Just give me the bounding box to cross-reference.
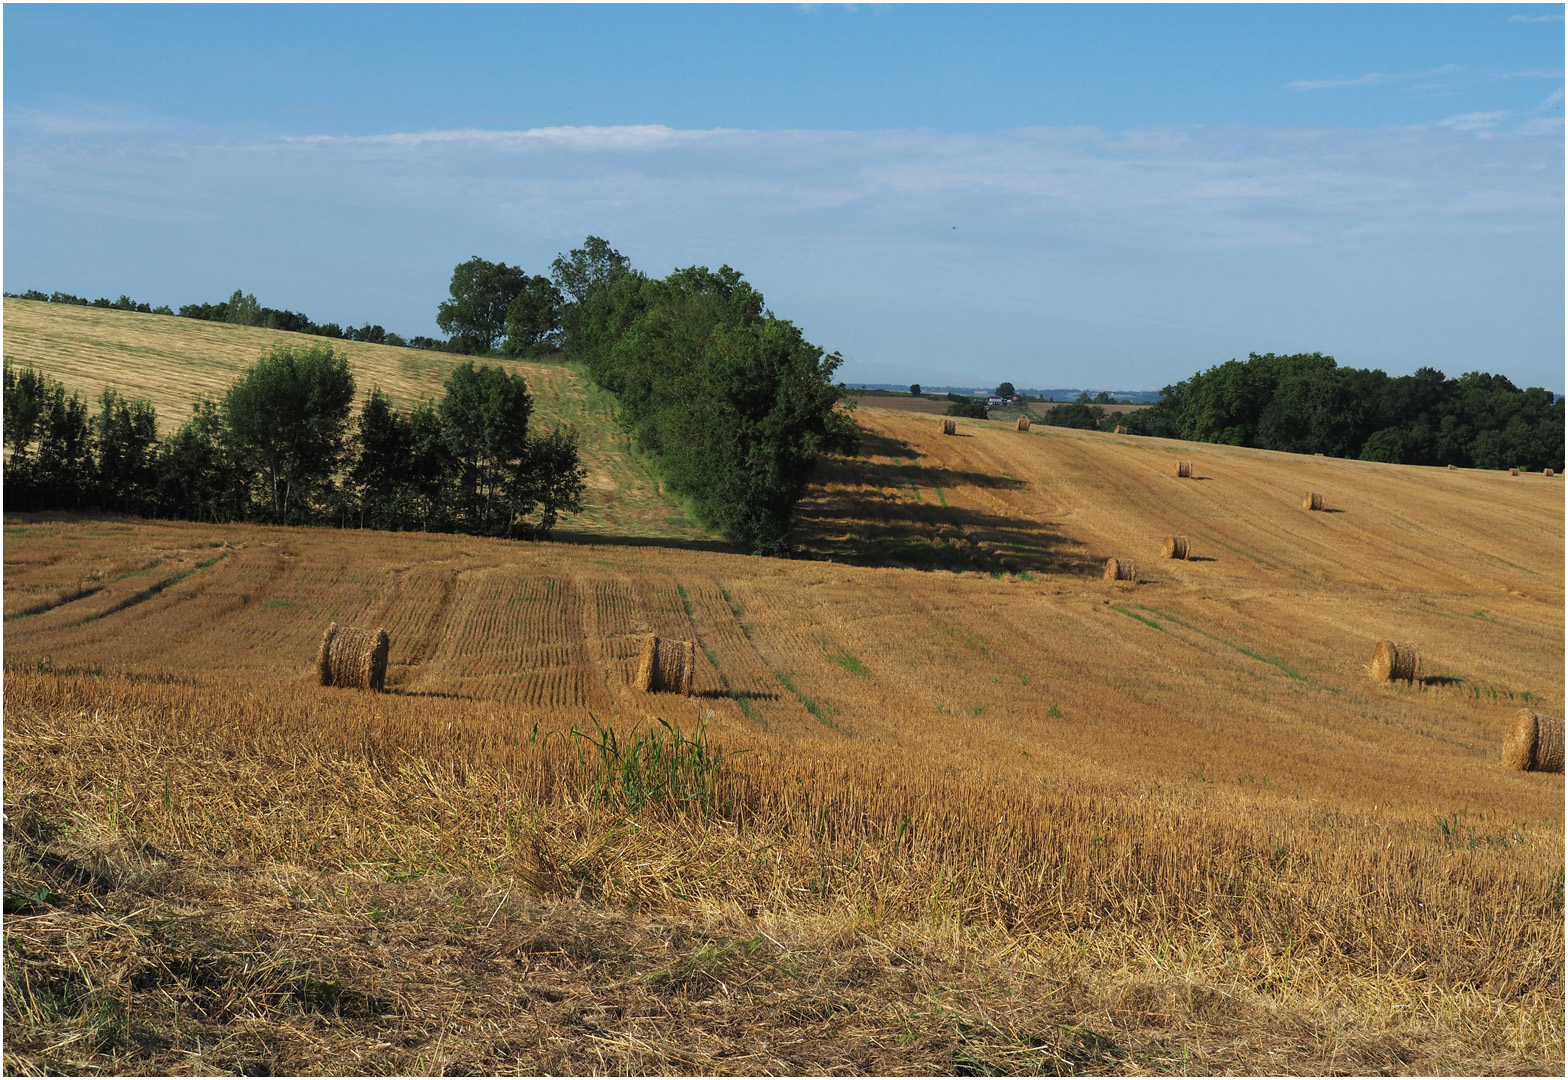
[4,672,1562,1076]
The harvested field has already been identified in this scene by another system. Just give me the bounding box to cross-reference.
[3,394,1564,1073]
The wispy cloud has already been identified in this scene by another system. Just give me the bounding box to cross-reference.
[1287,65,1462,92]
[1437,110,1512,131]
[1508,12,1564,23]
[285,125,742,152]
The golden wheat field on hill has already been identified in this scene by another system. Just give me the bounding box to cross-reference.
[3,304,1565,1074]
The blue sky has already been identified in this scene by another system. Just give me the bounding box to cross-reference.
[5,4,1564,391]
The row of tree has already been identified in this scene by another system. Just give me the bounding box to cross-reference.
[3,345,585,539]
[7,288,451,351]
[1111,352,1563,471]
[432,240,858,556]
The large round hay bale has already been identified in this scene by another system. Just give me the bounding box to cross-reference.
[1016,416,1030,432]
[1113,424,1127,435]
[1302,491,1324,511]
[940,418,957,436]
[1545,468,1556,477]
[1160,535,1189,560]
[1174,461,1192,478]
[1446,464,1458,471]
[1502,710,1564,773]
[1508,467,1520,476]
[1103,558,1136,582]
[634,635,694,695]
[316,622,389,691]
[1368,640,1419,683]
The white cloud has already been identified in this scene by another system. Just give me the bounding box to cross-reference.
[1508,13,1564,23]
[1287,65,1463,92]
[285,125,742,152]
[1437,111,1512,131]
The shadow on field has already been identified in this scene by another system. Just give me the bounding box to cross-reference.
[549,531,737,555]
[694,689,780,702]
[792,437,1095,577]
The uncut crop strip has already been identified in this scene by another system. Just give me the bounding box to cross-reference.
[672,579,780,727]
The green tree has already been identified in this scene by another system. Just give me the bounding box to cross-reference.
[946,398,989,419]
[436,257,529,354]
[224,289,262,326]
[995,381,1015,399]
[223,343,356,524]
[438,361,584,538]
[95,388,160,514]
[502,275,563,357]
[909,383,921,397]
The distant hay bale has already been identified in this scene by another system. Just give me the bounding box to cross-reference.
[1502,710,1565,773]
[1302,491,1323,511]
[1446,464,1458,471]
[634,635,694,695]
[1509,467,1520,476]
[1545,468,1556,477]
[1016,416,1030,432]
[316,622,389,691]
[1160,535,1189,560]
[1313,452,1325,457]
[1113,424,1127,434]
[1103,558,1136,582]
[1368,640,1419,683]
[1174,461,1192,478]
[940,418,957,436]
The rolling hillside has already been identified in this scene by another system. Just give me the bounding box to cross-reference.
[1,298,704,541]
[4,315,1563,1073]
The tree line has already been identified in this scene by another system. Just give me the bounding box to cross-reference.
[6,288,450,351]
[433,239,857,556]
[1107,352,1563,472]
[3,344,585,539]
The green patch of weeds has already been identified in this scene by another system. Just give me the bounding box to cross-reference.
[777,672,841,731]
[818,639,870,678]
[941,622,992,655]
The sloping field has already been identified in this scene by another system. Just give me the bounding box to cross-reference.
[4,401,1563,1072]
[0,298,703,540]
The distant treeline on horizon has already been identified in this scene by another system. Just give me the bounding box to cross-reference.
[3,288,453,352]
[6,289,1560,472]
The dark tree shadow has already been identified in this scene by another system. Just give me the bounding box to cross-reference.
[694,689,781,701]
[1420,676,1465,689]
[790,453,1097,577]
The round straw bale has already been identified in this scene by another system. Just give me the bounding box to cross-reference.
[941,418,957,436]
[634,634,658,692]
[1174,461,1192,478]
[1103,558,1136,582]
[635,634,695,695]
[1508,467,1520,476]
[1016,416,1030,432]
[1545,468,1556,477]
[1113,424,1127,434]
[1160,535,1189,560]
[1502,710,1564,773]
[1446,464,1458,471]
[1368,640,1419,683]
[1302,491,1323,511]
[316,622,389,691]
[1314,452,1325,457]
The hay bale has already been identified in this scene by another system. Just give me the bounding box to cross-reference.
[1302,491,1323,511]
[1160,535,1189,560]
[1368,640,1419,683]
[316,622,389,691]
[1113,424,1127,434]
[940,418,957,436]
[1016,416,1030,432]
[1545,468,1556,477]
[1446,464,1458,471]
[634,635,694,695]
[1509,467,1520,476]
[1314,452,1325,457]
[1103,558,1136,582]
[1503,710,1565,773]
[1174,461,1192,478]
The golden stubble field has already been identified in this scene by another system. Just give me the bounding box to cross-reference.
[3,325,1565,1071]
